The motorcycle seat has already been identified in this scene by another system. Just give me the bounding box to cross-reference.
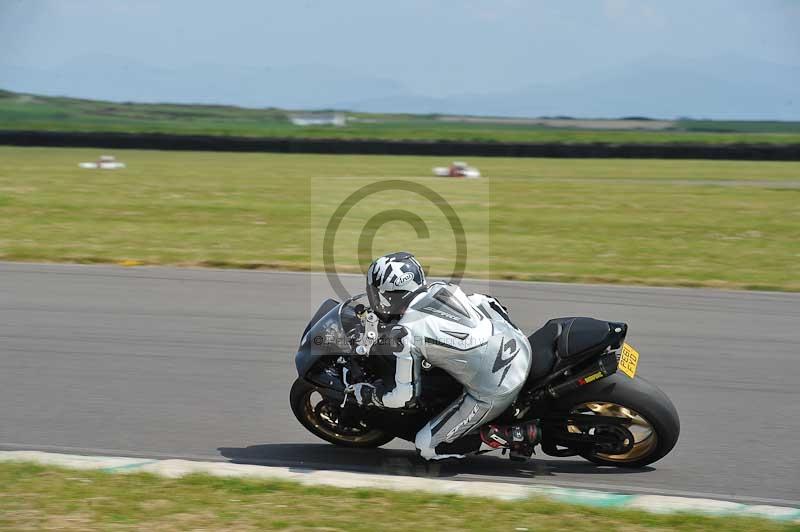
[527,317,627,381]
[556,317,622,360]
[527,320,560,380]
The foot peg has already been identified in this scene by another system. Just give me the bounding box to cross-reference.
[509,442,535,461]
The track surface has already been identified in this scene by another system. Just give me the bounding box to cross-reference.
[1,263,798,505]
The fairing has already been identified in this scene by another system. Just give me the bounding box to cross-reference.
[294,296,365,377]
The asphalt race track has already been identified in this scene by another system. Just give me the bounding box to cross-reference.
[1,263,798,505]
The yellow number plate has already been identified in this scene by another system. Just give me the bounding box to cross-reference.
[619,343,639,379]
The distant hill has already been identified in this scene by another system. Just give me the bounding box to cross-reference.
[2,53,797,120]
[336,55,800,121]
[0,54,407,110]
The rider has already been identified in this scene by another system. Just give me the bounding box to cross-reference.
[350,251,539,460]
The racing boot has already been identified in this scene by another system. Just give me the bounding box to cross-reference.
[480,420,540,459]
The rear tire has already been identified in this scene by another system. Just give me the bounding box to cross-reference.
[553,374,680,468]
[289,378,395,448]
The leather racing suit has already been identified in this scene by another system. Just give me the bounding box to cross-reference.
[374,281,532,459]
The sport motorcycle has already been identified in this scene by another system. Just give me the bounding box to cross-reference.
[290,295,680,467]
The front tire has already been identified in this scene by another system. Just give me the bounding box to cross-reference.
[289,378,395,448]
[553,374,680,468]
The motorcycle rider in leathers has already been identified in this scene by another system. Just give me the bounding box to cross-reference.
[348,251,539,460]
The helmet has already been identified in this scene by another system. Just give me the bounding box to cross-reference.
[366,252,426,320]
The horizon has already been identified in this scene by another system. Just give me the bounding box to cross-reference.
[1,1,799,120]
[4,86,800,124]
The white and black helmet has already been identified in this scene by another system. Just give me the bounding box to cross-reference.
[366,251,426,320]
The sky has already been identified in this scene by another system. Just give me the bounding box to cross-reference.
[1,0,799,118]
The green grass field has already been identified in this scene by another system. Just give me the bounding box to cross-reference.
[1,462,794,532]
[3,89,800,145]
[1,146,798,291]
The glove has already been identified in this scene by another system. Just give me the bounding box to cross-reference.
[371,324,406,357]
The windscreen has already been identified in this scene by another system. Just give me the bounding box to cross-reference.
[295,295,369,376]
[299,304,350,358]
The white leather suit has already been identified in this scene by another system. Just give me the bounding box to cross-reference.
[375,281,532,459]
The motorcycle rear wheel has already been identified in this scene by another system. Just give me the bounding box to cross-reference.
[289,378,395,448]
[553,374,680,468]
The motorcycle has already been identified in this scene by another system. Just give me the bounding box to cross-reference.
[290,294,680,467]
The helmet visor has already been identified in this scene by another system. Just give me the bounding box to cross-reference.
[367,286,416,319]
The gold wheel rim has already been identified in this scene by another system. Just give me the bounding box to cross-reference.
[568,402,658,462]
[302,390,384,444]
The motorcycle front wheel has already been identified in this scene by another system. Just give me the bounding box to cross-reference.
[553,373,680,468]
[289,378,395,448]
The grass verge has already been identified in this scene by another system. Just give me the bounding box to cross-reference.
[0,147,798,291]
[0,462,795,532]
